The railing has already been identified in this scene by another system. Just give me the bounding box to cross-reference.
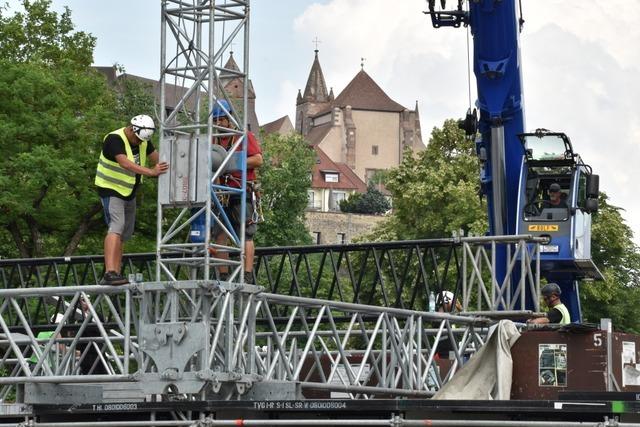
[0,236,541,401]
[0,236,543,317]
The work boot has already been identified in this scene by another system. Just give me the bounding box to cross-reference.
[100,271,129,286]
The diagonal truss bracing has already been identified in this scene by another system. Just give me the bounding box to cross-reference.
[157,0,251,285]
[0,236,541,401]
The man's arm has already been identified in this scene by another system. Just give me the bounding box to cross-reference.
[148,150,160,165]
[115,153,168,177]
[247,153,263,169]
[528,315,550,325]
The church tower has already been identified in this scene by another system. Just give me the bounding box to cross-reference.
[296,50,331,136]
[219,52,259,132]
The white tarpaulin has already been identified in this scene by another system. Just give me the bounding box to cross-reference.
[433,319,521,400]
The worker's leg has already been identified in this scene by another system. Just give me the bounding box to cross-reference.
[99,196,130,285]
[243,204,258,284]
[118,198,137,273]
[104,232,121,272]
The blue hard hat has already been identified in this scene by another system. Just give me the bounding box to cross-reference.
[211,99,232,119]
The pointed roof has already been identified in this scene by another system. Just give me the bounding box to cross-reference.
[301,50,330,104]
[331,70,405,113]
[222,52,241,75]
[311,146,367,191]
[261,115,294,136]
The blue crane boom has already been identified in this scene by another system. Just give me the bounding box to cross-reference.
[426,0,601,322]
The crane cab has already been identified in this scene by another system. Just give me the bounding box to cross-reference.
[516,130,602,281]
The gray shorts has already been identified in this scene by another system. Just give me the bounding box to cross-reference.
[101,196,137,241]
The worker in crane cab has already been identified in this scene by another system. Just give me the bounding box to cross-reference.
[210,100,263,285]
[542,183,568,209]
[94,115,169,286]
[528,283,570,325]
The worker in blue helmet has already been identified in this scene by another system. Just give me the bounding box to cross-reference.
[528,283,571,325]
[210,99,263,285]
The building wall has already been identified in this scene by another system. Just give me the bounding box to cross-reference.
[305,211,385,245]
[318,126,344,163]
[351,110,401,183]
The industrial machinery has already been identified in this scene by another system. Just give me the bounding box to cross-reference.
[426,0,601,321]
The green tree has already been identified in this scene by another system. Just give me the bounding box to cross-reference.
[254,132,315,247]
[0,1,158,258]
[373,119,487,240]
[580,194,640,332]
[0,0,94,67]
[340,183,390,215]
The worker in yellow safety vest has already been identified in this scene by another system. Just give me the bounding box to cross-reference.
[528,283,571,325]
[95,115,168,285]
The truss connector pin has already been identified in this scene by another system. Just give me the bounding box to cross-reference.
[391,414,404,427]
[196,369,215,380]
[161,368,180,380]
[603,416,620,427]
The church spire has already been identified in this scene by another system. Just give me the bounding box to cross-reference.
[302,50,330,103]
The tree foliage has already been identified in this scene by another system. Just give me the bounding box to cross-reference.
[372,119,487,240]
[0,0,156,258]
[254,132,315,247]
[0,0,94,67]
[580,194,640,332]
[340,183,390,215]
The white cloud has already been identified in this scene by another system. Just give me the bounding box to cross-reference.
[271,80,300,125]
[293,0,640,242]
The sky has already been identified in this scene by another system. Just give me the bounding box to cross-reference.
[7,0,640,243]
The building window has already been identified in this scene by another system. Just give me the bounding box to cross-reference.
[308,190,321,210]
[312,232,321,244]
[336,233,346,244]
[324,173,339,183]
[332,191,347,211]
[372,145,378,155]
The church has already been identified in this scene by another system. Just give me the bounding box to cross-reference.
[291,50,425,212]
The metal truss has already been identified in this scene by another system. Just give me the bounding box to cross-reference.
[0,236,542,315]
[0,235,541,403]
[0,282,489,402]
[157,0,251,284]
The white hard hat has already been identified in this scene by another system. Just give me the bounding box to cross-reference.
[438,291,455,305]
[130,114,155,141]
[51,313,64,324]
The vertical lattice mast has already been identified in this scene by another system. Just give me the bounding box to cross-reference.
[157,0,250,283]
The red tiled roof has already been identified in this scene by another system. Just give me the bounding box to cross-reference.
[312,70,405,117]
[305,122,332,146]
[335,163,367,193]
[311,147,366,191]
[261,115,293,135]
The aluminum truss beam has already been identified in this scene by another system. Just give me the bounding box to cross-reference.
[157,0,251,284]
[0,236,542,317]
[0,283,490,401]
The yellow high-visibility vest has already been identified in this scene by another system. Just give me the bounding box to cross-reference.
[554,303,571,325]
[94,128,147,197]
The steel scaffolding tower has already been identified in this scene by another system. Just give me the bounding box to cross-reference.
[156,0,251,284]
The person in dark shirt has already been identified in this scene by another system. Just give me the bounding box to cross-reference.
[528,283,571,325]
[542,183,568,209]
[94,115,168,285]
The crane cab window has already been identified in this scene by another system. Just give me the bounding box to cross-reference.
[524,181,570,221]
